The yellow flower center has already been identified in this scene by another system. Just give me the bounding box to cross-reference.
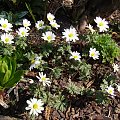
[73,55,78,59]
[48,17,52,21]
[24,23,28,27]
[39,23,42,27]
[47,36,52,41]
[5,38,9,42]
[99,22,104,27]
[52,23,56,27]
[108,89,113,94]
[33,103,38,109]
[31,60,35,64]
[41,77,46,81]
[2,24,7,28]
[68,33,74,38]
[91,52,95,57]
[21,31,25,35]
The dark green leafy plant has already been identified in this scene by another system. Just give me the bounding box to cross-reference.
[95,91,109,104]
[89,33,120,63]
[0,11,28,25]
[0,56,24,90]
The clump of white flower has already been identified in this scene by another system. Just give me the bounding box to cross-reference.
[106,85,115,96]
[94,17,109,32]
[23,19,31,29]
[0,18,13,32]
[112,63,119,72]
[47,13,55,22]
[25,98,44,116]
[86,24,95,34]
[36,72,51,86]
[17,27,29,37]
[50,20,60,29]
[70,51,81,61]
[35,20,45,30]
[62,27,79,42]
[89,48,100,60]
[1,33,14,44]
[42,31,56,42]
[29,56,42,71]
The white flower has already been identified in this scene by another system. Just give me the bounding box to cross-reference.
[47,13,55,22]
[106,85,114,96]
[62,27,79,42]
[117,84,120,92]
[23,19,31,29]
[86,24,95,34]
[50,20,60,29]
[17,27,29,37]
[70,51,81,61]
[42,31,56,42]
[28,79,34,84]
[25,98,44,116]
[94,17,109,32]
[1,33,14,44]
[89,48,100,60]
[29,56,42,71]
[35,20,45,30]
[112,63,119,72]
[36,72,51,86]
[0,18,13,32]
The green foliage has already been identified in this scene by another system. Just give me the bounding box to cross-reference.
[52,67,62,79]
[66,81,80,95]
[0,44,14,56]
[0,4,119,114]
[25,2,36,23]
[0,0,47,23]
[0,56,24,90]
[70,61,91,80]
[100,75,115,92]
[0,11,28,25]
[89,33,120,63]
[79,62,91,80]
[34,86,67,112]
[40,43,53,57]
[15,37,27,50]
[49,92,67,112]
[95,91,109,104]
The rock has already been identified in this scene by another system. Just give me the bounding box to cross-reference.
[0,115,22,120]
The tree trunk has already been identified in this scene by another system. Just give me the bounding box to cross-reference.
[52,0,120,30]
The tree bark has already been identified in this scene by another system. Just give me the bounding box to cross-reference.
[53,0,120,30]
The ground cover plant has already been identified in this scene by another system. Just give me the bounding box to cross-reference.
[0,1,120,120]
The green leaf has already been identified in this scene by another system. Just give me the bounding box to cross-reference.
[1,61,8,73]
[15,11,28,19]
[2,70,11,85]
[3,56,12,70]
[5,70,24,88]
[0,72,5,85]
[25,3,36,22]
[0,86,4,90]
[9,57,16,79]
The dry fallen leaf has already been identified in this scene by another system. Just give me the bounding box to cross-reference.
[0,95,8,108]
